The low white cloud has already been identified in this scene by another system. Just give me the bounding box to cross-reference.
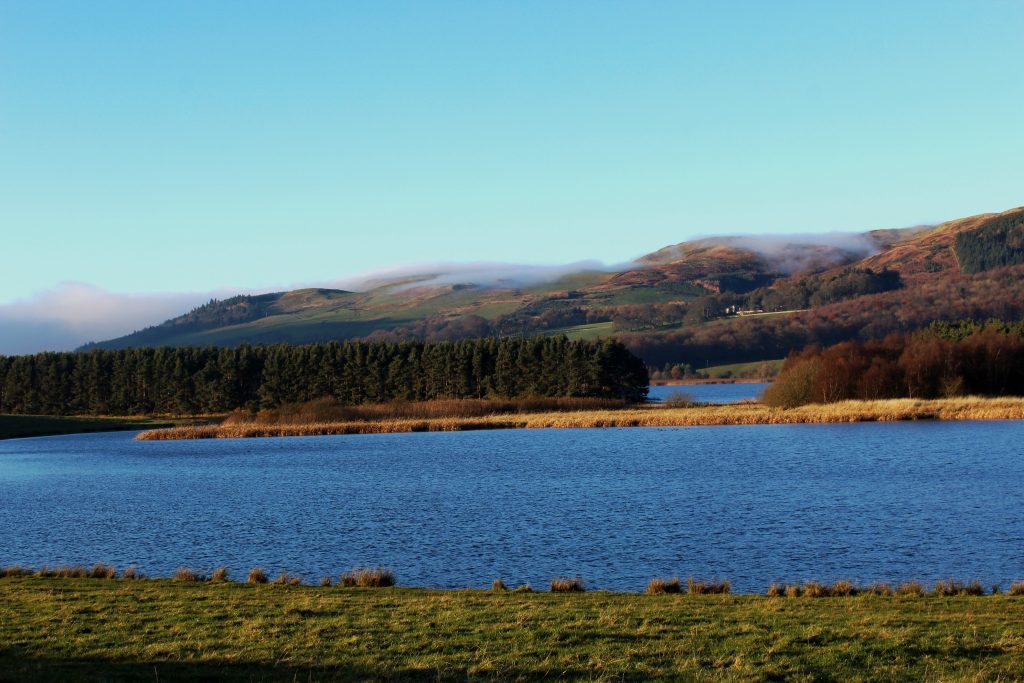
[330,260,610,291]
[647,232,884,274]
[0,260,614,354]
[0,282,238,355]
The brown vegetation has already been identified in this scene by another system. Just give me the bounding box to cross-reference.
[933,579,985,597]
[4,565,1023,597]
[246,567,268,584]
[897,581,925,596]
[687,578,731,595]
[764,328,1024,407]
[173,567,202,582]
[137,396,1024,440]
[223,396,629,426]
[646,577,682,594]
[339,567,395,588]
[550,577,586,593]
[273,571,302,586]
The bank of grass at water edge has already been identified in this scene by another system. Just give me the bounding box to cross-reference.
[136,396,1024,440]
[3,574,1024,681]
[0,414,187,440]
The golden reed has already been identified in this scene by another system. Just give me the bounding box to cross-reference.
[136,397,1024,440]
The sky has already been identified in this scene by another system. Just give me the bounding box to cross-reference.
[1,0,1023,353]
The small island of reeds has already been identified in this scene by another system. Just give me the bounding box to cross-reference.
[135,395,1024,440]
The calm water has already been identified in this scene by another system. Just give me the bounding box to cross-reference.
[2,422,1023,592]
[647,382,769,403]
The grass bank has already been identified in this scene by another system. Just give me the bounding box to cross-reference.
[0,414,180,440]
[2,577,1024,681]
[137,396,1024,440]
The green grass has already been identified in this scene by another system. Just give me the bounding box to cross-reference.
[702,359,784,379]
[0,415,177,440]
[3,577,1024,681]
[542,321,616,340]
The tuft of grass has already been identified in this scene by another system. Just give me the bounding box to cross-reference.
[173,567,202,582]
[210,566,229,583]
[340,567,395,588]
[319,577,333,587]
[89,564,117,580]
[0,565,31,578]
[785,584,802,598]
[647,577,682,595]
[687,578,730,595]
[511,584,533,593]
[53,565,87,579]
[551,576,586,593]
[247,567,269,584]
[121,566,140,580]
[897,581,925,596]
[830,580,859,597]
[933,579,984,596]
[491,579,507,592]
[1009,581,1024,596]
[864,583,893,596]
[273,572,302,586]
[767,583,784,597]
[801,581,828,598]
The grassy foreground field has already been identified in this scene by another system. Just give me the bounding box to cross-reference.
[137,396,1024,440]
[2,578,1024,681]
[0,414,178,440]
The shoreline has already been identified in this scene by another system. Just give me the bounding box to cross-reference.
[650,378,772,385]
[136,396,1024,440]
[0,572,1017,596]
[0,414,192,441]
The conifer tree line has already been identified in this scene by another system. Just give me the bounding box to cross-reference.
[0,337,649,416]
[954,211,1024,274]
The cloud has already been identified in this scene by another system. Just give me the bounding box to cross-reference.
[0,282,237,355]
[0,260,612,354]
[330,260,610,291]
[679,232,883,274]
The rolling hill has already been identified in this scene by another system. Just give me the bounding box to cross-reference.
[83,206,1024,366]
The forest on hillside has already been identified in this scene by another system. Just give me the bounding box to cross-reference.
[622,263,1024,367]
[954,210,1024,274]
[0,338,649,416]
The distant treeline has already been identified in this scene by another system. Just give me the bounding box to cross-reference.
[0,338,649,416]
[763,322,1024,407]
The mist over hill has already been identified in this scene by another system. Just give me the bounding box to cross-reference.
[77,206,1024,367]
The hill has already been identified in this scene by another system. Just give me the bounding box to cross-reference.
[82,206,1024,366]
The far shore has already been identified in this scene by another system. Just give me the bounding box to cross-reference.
[136,396,1024,441]
[650,378,772,385]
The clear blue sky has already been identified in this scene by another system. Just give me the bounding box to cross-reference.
[2,0,1023,305]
